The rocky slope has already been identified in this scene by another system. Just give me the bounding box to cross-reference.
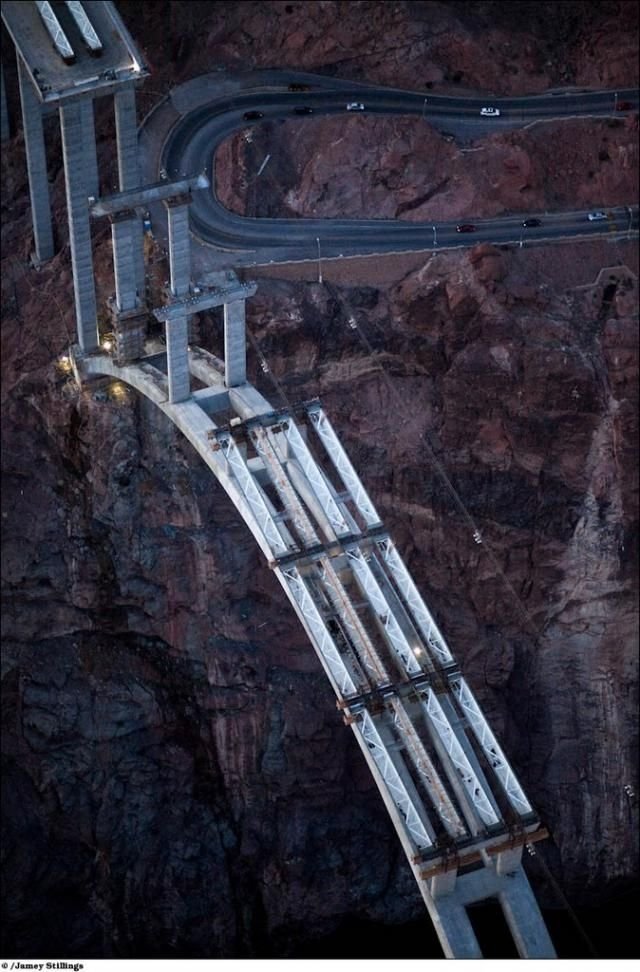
[1,0,638,960]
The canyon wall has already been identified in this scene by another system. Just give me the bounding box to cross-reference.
[1,0,638,958]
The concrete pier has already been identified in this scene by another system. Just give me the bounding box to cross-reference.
[114,87,139,190]
[111,211,138,312]
[80,99,100,199]
[166,196,191,297]
[17,54,54,262]
[60,101,98,352]
[224,299,247,387]
[165,315,191,403]
[114,86,144,297]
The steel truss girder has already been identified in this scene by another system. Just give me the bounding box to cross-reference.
[281,418,351,537]
[35,1,75,61]
[281,565,359,698]
[377,536,454,667]
[357,709,434,850]
[250,425,319,548]
[451,676,533,817]
[390,698,467,839]
[422,687,500,828]
[307,405,381,528]
[216,431,291,558]
[317,558,390,684]
[347,547,422,677]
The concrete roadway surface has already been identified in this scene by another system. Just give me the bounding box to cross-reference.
[155,73,639,264]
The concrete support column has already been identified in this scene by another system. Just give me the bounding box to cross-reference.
[114,86,144,298]
[423,895,483,959]
[111,212,138,312]
[79,99,99,199]
[114,86,139,189]
[165,196,191,297]
[224,299,247,387]
[499,867,556,958]
[60,101,98,352]
[1,62,10,142]
[165,315,191,403]
[17,54,54,262]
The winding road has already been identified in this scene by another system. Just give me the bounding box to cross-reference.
[149,72,639,264]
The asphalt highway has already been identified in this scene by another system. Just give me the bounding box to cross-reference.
[157,75,639,261]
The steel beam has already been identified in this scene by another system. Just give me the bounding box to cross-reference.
[215,432,291,558]
[281,418,351,537]
[347,547,422,677]
[421,687,500,830]
[307,405,381,528]
[450,676,533,817]
[377,536,454,667]
[280,564,358,698]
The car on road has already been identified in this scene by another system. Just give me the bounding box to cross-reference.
[346,102,365,111]
[480,106,500,117]
[243,110,263,121]
[288,83,310,92]
[522,218,542,227]
[456,224,476,233]
[615,101,633,111]
[293,106,313,115]
[587,211,607,221]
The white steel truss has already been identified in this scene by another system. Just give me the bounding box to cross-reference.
[421,687,500,828]
[35,1,75,61]
[250,425,319,548]
[281,418,351,537]
[377,536,454,668]
[390,699,467,839]
[281,565,359,698]
[317,558,390,685]
[65,1,102,53]
[216,431,291,558]
[357,709,434,850]
[450,676,533,816]
[347,547,422,677]
[307,405,381,528]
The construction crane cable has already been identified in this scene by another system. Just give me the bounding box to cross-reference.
[526,843,599,958]
[322,278,548,647]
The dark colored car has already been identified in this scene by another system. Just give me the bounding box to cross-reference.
[293,106,313,115]
[522,218,541,227]
[243,110,263,121]
[456,224,476,233]
[288,83,310,92]
[615,101,633,111]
